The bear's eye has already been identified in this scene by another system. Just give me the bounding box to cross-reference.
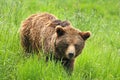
[64,43,69,48]
[75,44,80,49]
[57,42,68,49]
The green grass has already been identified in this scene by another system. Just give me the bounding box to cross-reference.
[0,0,120,80]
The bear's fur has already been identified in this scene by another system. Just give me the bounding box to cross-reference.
[20,13,91,73]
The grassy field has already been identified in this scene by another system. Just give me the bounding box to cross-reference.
[0,0,120,80]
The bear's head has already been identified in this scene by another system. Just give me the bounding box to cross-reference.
[54,26,91,60]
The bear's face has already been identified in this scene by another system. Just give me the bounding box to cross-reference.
[54,26,90,60]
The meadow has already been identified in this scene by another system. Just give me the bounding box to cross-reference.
[0,0,120,80]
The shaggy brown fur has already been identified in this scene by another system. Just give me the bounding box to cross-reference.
[20,13,91,74]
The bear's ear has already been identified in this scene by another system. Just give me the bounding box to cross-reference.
[79,31,91,40]
[56,26,65,37]
[49,20,62,27]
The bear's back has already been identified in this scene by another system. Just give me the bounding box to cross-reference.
[20,13,57,52]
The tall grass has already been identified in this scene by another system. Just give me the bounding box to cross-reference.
[0,0,120,80]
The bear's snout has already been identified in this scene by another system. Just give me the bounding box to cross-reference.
[66,45,75,59]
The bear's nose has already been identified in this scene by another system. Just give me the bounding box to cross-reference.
[68,53,74,59]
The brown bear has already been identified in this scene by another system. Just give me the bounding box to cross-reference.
[20,13,91,74]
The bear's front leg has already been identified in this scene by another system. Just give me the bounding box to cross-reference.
[62,59,75,75]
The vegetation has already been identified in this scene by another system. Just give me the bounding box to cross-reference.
[0,0,120,80]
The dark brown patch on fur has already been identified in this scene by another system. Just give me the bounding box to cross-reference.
[49,20,62,28]
[49,20,70,28]
[60,20,70,27]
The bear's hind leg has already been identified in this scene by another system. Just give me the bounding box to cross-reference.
[20,34,32,53]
